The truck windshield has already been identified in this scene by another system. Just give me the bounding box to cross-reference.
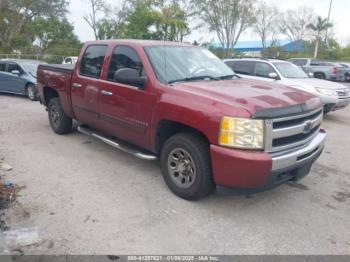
[145,46,235,84]
[273,62,308,79]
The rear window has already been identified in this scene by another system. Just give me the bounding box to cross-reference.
[232,61,255,75]
[80,45,108,78]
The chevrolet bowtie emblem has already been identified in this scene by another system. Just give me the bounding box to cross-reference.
[303,120,313,134]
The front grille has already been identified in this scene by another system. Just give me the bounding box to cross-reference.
[337,89,350,97]
[265,109,323,153]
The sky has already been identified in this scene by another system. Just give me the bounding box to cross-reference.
[68,0,350,46]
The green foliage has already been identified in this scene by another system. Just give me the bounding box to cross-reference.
[102,0,191,41]
[120,0,159,39]
[0,0,80,56]
[307,16,333,37]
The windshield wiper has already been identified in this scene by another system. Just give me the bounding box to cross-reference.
[218,74,240,80]
[168,75,220,85]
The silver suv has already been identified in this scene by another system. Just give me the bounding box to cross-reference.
[223,58,350,113]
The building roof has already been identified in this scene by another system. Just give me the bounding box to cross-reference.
[211,39,305,52]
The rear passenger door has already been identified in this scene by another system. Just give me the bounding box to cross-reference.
[71,44,108,127]
[98,45,156,149]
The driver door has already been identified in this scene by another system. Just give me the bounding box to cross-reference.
[98,45,156,149]
[6,63,26,93]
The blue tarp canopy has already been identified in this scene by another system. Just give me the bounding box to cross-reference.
[211,40,305,52]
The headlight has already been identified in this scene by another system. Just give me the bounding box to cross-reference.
[315,87,338,96]
[219,117,264,149]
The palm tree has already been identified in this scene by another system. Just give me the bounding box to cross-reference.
[307,16,333,58]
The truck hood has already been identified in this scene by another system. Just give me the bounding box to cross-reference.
[283,78,349,91]
[173,78,321,116]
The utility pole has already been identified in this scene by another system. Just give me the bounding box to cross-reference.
[325,0,333,43]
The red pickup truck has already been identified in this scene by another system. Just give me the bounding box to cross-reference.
[37,40,326,200]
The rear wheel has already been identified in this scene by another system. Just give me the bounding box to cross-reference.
[314,73,326,80]
[160,133,215,200]
[48,97,72,134]
[26,84,38,101]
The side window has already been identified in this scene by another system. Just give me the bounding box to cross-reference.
[7,63,22,73]
[310,60,321,66]
[232,61,255,75]
[107,46,144,82]
[255,62,276,78]
[224,60,235,69]
[80,45,108,78]
[65,58,72,64]
[293,59,307,66]
[0,63,5,71]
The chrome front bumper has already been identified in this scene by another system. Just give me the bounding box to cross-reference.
[333,97,350,111]
[271,131,326,171]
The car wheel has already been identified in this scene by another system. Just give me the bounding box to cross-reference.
[26,84,38,101]
[314,73,325,80]
[160,133,215,200]
[48,97,72,135]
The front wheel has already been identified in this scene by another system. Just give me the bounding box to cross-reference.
[26,84,38,101]
[48,98,72,135]
[160,133,215,200]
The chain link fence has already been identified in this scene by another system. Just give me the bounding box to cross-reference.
[0,54,66,64]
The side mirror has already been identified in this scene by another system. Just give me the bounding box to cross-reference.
[11,70,20,76]
[114,68,147,88]
[308,72,314,78]
[268,72,279,80]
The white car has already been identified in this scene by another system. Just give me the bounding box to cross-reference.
[224,58,350,113]
[62,56,78,65]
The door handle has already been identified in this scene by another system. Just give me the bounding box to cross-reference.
[72,83,82,88]
[101,90,113,96]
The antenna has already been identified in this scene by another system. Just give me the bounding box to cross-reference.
[163,2,168,84]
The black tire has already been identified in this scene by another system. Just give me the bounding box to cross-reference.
[26,83,38,101]
[314,73,325,80]
[160,133,215,200]
[48,97,72,135]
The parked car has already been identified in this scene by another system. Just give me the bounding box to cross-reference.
[339,62,350,82]
[0,59,45,101]
[288,58,347,82]
[223,58,350,113]
[62,56,78,64]
[37,40,326,200]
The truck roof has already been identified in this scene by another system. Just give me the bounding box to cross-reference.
[84,39,195,47]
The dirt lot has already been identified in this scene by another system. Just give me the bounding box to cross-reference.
[0,86,350,255]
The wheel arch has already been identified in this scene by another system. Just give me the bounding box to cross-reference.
[154,119,210,154]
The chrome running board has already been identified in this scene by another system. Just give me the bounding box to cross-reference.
[77,126,158,161]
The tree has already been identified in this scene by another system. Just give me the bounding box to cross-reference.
[280,6,315,52]
[120,0,160,39]
[31,17,81,55]
[83,0,106,40]
[154,1,191,41]
[192,0,255,56]
[253,1,279,50]
[96,0,129,40]
[0,0,69,52]
[307,16,333,59]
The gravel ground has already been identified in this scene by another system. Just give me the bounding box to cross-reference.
[0,85,350,255]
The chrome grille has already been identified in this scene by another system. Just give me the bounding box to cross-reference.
[337,89,350,97]
[265,109,323,153]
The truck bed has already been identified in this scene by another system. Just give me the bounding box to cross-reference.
[38,64,74,74]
